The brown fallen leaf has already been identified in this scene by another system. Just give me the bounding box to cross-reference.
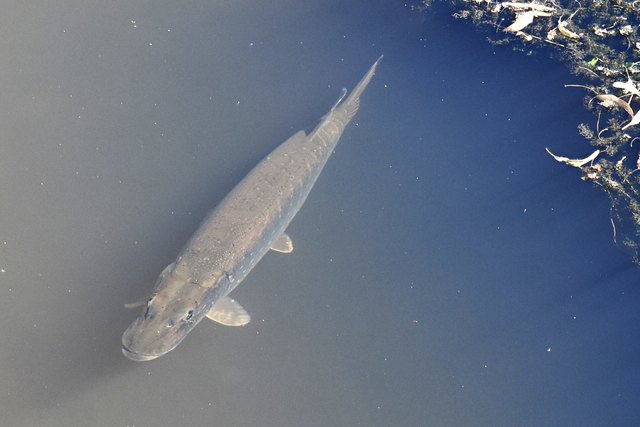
[595,94,634,118]
[558,18,581,39]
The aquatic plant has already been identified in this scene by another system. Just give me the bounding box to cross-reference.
[424,0,640,262]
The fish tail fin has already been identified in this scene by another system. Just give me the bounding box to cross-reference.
[340,55,383,121]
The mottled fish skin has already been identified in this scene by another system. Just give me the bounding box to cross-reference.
[121,56,382,361]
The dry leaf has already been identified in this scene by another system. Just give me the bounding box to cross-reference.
[613,80,640,98]
[595,94,634,118]
[546,148,600,167]
[506,12,535,32]
[501,2,555,12]
[623,109,640,130]
[505,10,552,33]
[558,19,581,39]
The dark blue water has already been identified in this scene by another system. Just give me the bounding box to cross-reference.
[1,1,638,425]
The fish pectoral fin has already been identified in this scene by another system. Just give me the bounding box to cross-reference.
[270,233,293,253]
[124,301,145,309]
[159,262,174,279]
[124,262,176,308]
[206,297,251,326]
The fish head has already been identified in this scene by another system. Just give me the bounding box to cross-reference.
[121,263,219,361]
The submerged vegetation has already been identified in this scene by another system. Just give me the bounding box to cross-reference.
[428,0,640,263]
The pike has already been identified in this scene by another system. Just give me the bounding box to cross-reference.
[122,56,382,361]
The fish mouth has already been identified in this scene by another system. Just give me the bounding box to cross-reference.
[121,345,161,362]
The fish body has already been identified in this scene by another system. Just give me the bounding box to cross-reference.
[121,56,382,361]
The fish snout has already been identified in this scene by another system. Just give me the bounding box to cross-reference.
[121,314,186,362]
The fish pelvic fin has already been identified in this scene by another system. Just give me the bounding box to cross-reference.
[206,297,251,326]
[271,233,293,253]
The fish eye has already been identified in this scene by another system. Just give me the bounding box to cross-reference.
[185,310,194,321]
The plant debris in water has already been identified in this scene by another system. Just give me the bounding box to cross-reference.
[426,0,640,263]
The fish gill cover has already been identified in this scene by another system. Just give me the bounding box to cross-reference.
[417,0,640,263]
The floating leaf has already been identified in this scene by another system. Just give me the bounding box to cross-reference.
[546,148,600,168]
[586,57,599,68]
[595,94,634,118]
[558,19,581,39]
[501,2,555,12]
[622,109,640,130]
[505,10,552,33]
[613,80,640,98]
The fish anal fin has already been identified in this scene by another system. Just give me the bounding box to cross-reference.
[344,97,360,121]
[206,296,250,326]
[270,233,293,253]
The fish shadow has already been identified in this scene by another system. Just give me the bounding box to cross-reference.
[3,233,187,417]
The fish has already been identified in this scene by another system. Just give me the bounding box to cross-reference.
[121,55,382,361]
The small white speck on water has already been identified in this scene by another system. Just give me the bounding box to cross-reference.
[0,268,5,273]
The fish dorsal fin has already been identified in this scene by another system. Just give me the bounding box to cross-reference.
[206,297,250,326]
[271,233,293,253]
[332,88,348,110]
[315,88,348,129]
